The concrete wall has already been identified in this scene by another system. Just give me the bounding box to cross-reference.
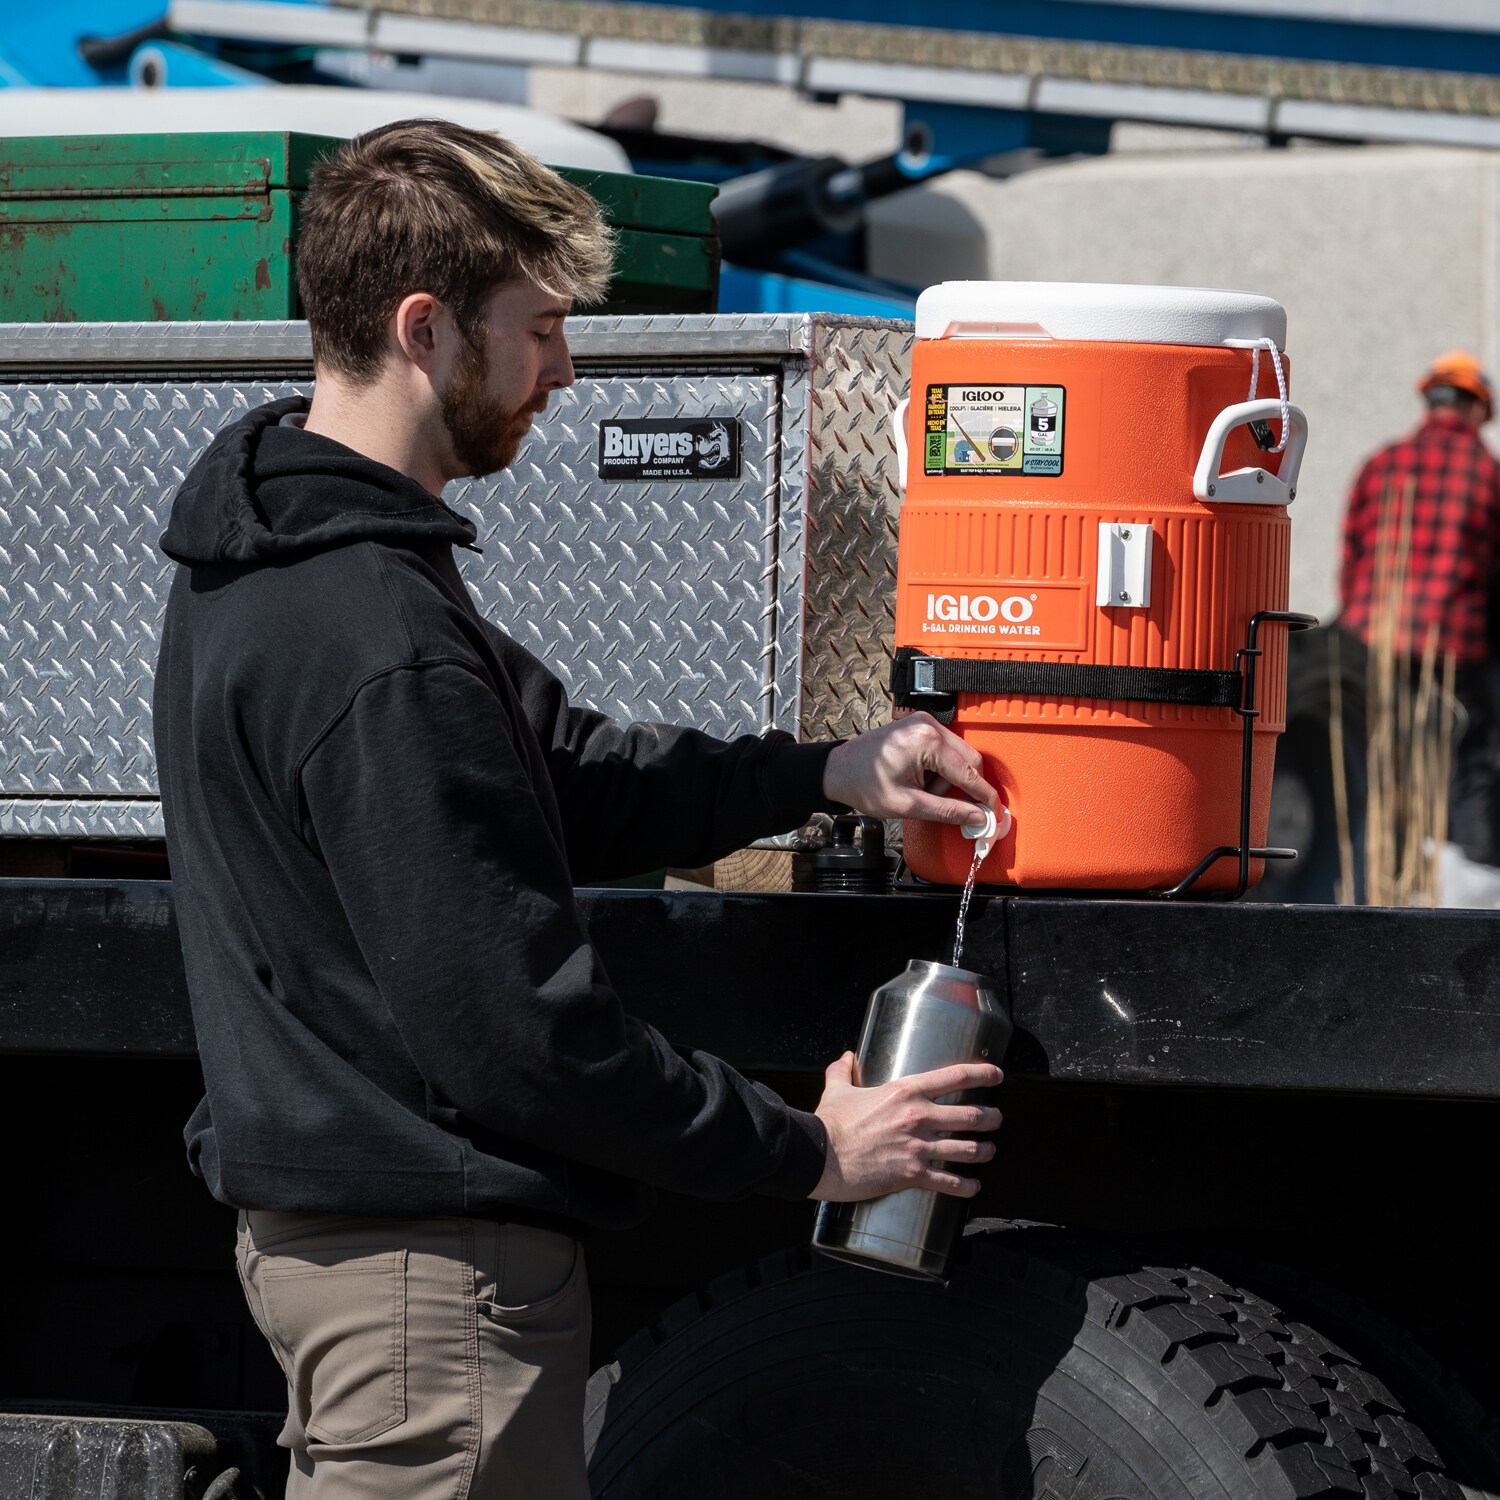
[868,145,1500,619]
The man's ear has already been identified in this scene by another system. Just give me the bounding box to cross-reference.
[393,292,443,375]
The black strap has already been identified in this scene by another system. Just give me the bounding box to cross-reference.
[891,647,1242,725]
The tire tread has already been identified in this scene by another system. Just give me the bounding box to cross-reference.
[584,1222,1465,1500]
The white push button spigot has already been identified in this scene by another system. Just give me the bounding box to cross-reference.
[961,803,1013,863]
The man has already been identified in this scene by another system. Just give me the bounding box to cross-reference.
[152,120,1004,1499]
[1339,350,1500,868]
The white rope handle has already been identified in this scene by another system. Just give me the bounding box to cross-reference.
[1247,337,1290,455]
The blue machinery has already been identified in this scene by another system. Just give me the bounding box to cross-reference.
[7,0,1500,311]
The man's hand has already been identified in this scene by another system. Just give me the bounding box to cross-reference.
[810,1052,1003,1202]
[823,713,999,829]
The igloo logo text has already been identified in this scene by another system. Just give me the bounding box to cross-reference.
[927,592,1035,624]
[909,581,1085,648]
[924,592,1042,636]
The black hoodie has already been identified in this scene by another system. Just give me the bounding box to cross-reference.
[154,398,834,1229]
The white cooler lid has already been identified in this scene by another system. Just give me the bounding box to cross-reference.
[915,281,1287,348]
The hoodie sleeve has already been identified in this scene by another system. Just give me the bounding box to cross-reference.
[483,625,843,882]
[297,659,828,1203]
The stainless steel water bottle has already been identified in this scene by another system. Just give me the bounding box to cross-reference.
[811,959,1008,1282]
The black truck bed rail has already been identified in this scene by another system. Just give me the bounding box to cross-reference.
[3,879,1495,1101]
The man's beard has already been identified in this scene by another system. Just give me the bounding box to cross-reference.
[439,336,540,479]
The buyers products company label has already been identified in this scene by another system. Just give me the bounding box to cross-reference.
[598,418,741,481]
[906,582,1087,651]
[924,384,1066,477]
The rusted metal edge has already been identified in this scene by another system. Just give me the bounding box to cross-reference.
[328,0,1500,119]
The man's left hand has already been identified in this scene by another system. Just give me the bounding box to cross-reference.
[822,714,1000,828]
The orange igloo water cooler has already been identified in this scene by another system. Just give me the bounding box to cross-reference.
[893,282,1312,894]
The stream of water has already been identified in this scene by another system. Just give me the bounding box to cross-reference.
[951,843,984,969]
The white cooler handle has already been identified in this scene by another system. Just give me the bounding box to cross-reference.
[1192,398,1308,506]
[892,397,910,496]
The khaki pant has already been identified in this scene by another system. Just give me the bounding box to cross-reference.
[236,1211,591,1500]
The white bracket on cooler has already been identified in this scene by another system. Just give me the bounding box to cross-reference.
[1097,522,1153,608]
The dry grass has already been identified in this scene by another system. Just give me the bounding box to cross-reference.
[1328,630,1356,907]
[1333,480,1458,907]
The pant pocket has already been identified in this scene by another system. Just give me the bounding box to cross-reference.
[258,1250,409,1445]
[478,1224,581,1324]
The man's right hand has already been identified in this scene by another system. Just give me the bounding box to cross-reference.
[809,1052,1003,1202]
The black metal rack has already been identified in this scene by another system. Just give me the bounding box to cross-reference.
[1157,608,1319,900]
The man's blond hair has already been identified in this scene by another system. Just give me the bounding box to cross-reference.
[297,119,615,380]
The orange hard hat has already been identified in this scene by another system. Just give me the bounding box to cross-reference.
[1419,349,1494,409]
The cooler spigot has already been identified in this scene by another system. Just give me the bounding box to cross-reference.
[961,804,1011,863]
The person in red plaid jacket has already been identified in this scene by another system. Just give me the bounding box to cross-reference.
[1338,350,1500,866]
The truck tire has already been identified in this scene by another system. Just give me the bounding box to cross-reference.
[584,1222,1461,1500]
[1194,1254,1500,1500]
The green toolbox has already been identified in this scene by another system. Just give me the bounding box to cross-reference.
[0,133,337,322]
[555,165,719,314]
[0,133,719,322]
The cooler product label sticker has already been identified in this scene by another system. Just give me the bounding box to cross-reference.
[907,582,1088,651]
[598,418,741,481]
[924,384,1066,477]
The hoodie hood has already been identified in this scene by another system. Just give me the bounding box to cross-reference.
[161,397,478,566]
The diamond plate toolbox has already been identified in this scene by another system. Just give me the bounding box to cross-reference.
[0,315,911,838]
